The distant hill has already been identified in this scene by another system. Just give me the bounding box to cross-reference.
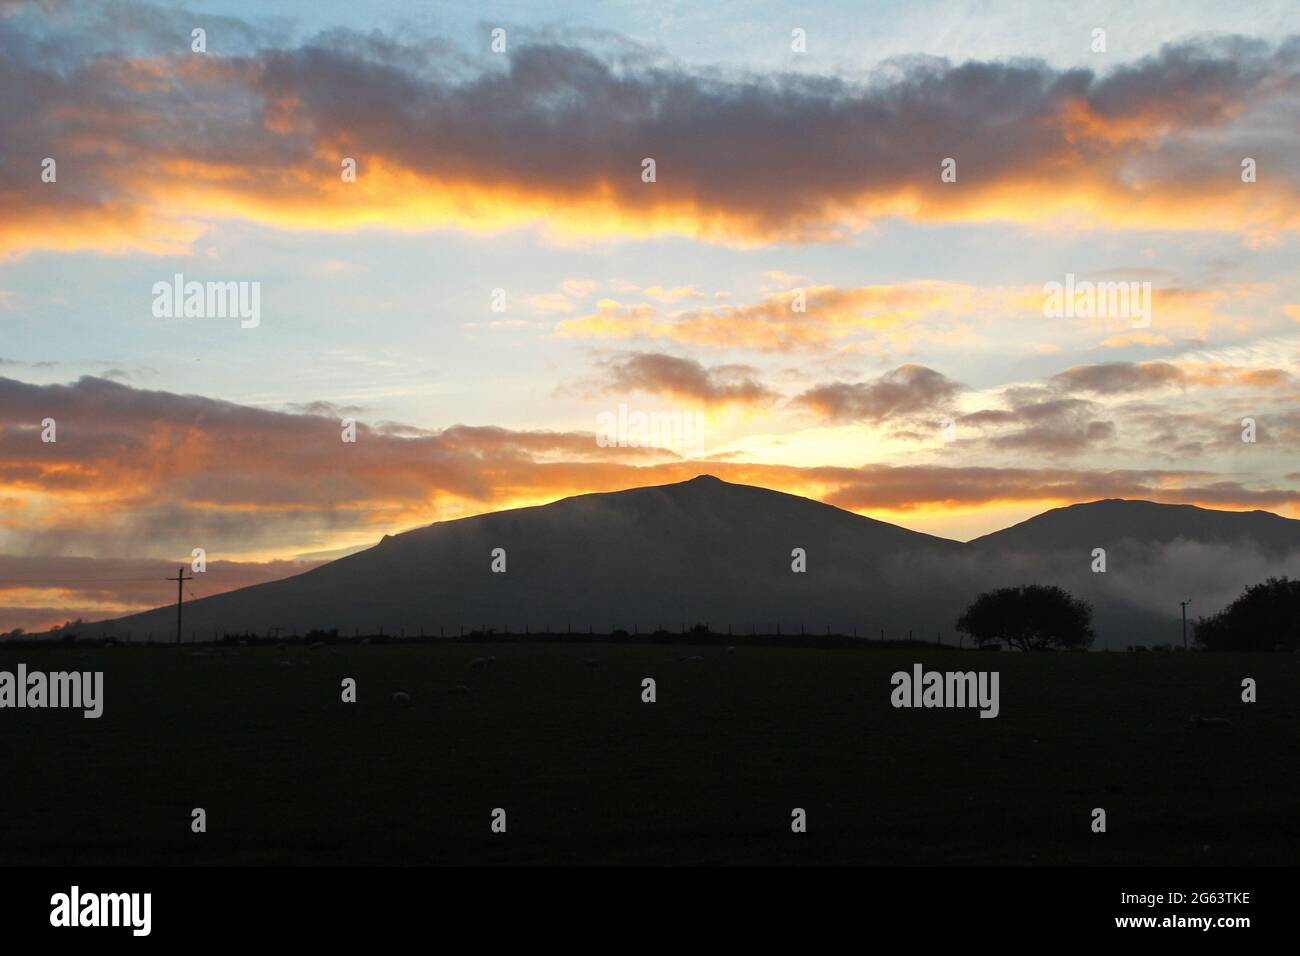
[73,477,1300,649]
[973,499,1300,555]
[968,499,1300,648]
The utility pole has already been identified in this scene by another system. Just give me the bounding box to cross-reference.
[165,567,193,644]
[1180,599,1192,650]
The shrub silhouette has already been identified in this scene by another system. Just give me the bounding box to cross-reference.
[1194,576,1300,651]
[956,584,1094,651]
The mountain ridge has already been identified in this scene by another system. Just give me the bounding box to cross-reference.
[972,497,1300,554]
[66,475,1300,648]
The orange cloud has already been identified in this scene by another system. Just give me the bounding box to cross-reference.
[3,374,1297,577]
[557,282,999,352]
[4,27,1300,255]
[587,352,778,407]
[0,555,326,634]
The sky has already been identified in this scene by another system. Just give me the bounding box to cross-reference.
[2,0,1299,630]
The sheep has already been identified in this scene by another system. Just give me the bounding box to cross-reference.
[469,656,496,671]
[1189,715,1233,730]
[391,691,411,704]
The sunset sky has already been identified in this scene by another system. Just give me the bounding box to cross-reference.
[2,0,1300,630]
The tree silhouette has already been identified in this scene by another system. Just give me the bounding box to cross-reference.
[956,584,1094,651]
[1194,576,1300,651]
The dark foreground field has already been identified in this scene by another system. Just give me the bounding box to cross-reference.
[1,642,1296,865]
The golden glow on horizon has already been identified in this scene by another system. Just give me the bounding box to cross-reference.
[6,150,1299,258]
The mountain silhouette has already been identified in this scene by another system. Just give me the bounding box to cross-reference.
[76,476,1300,648]
[964,498,1300,647]
[973,499,1300,555]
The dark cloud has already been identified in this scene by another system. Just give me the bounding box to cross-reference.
[962,392,1116,454]
[793,364,962,423]
[282,399,367,418]
[594,352,776,406]
[2,8,1297,252]
[1051,361,1185,394]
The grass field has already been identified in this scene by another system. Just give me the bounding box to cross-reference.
[1,641,1296,865]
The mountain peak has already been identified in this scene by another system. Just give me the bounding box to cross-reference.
[680,473,725,486]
